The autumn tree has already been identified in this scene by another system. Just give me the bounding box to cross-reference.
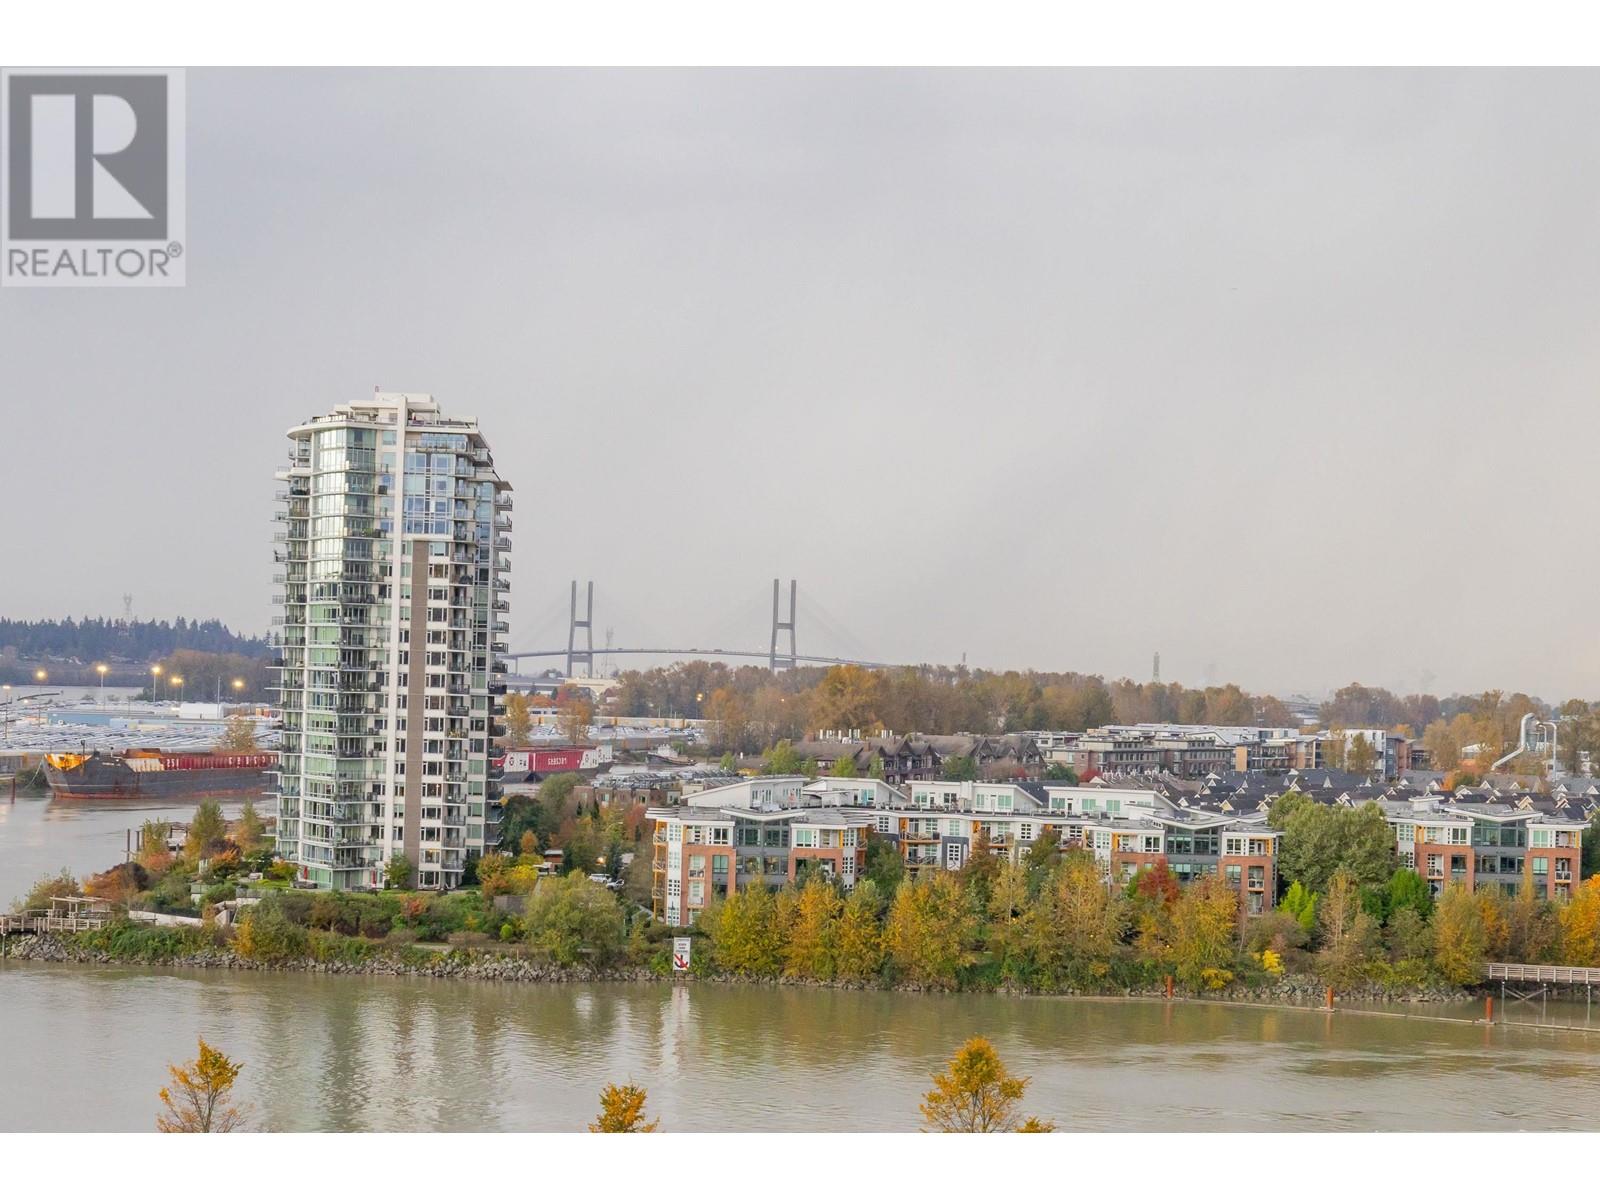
[1507,879,1560,964]
[833,880,887,981]
[1476,888,1511,962]
[920,1036,1054,1133]
[705,687,751,752]
[215,713,258,752]
[808,664,883,737]
[710,883,784,975]
[1169,873,1240,990]
[589,1083,658,1132]
[1561,878,1600,968]
[557,691,595,746]
[886,873,979,987]
[784,876,844,979]
[504,691,533,744]
[235,801,265,855]
[157,1038,249,1132]
[1432,884,1488,985]
[830,751,859,778]
[1344,732,1378,776]
[1033,851,1126,987]
[986,861,1035,982]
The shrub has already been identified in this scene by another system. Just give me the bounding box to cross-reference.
[201,882,237,909]
[524,874,625,966]
[384,927,420,946]
[234,902,308,963]
[148,868,198,915]
[85,862,150,904]
[447,930,490,949]
[78,920,211,961]
[307,929,376,964]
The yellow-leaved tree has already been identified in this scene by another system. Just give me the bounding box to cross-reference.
[1561,878,1600,968]
[157,1038,249,1132]
[1432,883,1488,985]
[833,879,886,981]
[886,872,978,988]
[1169,872,1240,991]
[589,1083,659,1132]
[783,875,844,980]
[920,1036,1055,1133]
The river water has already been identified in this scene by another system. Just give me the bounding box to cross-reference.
[3,963,1600,1132]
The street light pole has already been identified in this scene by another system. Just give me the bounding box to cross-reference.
[96,663,108,708]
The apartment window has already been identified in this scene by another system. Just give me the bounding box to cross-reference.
[1225,865,1241,887]
[1532,829,1553,848]
[794,829,817,848]
[1426,853,1442,877]
[1019,823,1034,842]
[709,827,730,846]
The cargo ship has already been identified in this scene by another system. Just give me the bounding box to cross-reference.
[42,749,275,800]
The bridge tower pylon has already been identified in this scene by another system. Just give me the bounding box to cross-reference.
[567,580,595,677]
[770,578,797,671]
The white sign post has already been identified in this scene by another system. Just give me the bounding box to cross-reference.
[672,936,692,972]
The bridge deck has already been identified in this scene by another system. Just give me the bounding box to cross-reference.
[1486,962,1600,985]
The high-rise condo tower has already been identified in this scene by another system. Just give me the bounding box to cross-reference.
[272,392,512,890]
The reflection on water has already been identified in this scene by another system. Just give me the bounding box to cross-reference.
[4,963,1600,1132]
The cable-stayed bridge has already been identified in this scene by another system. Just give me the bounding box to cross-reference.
[506,579,904,675]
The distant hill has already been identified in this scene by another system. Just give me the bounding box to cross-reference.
[0,617,270,663]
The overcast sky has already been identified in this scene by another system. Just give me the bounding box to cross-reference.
[5,68,1600,700]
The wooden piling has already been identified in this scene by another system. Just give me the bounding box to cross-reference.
[1485,995,1494,1024]
[1165,975,1174,999]
[1325,986,1335,1010]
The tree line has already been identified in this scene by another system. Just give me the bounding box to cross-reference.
[609,661,1298,750]
[0,616,269,663]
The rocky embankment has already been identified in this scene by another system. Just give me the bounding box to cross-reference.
[2,933,659,983]
[3,933,1474,1003]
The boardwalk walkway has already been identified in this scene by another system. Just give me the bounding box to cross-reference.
[1486,962,1600,985]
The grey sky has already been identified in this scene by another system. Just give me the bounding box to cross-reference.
[5,68,1599,700]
